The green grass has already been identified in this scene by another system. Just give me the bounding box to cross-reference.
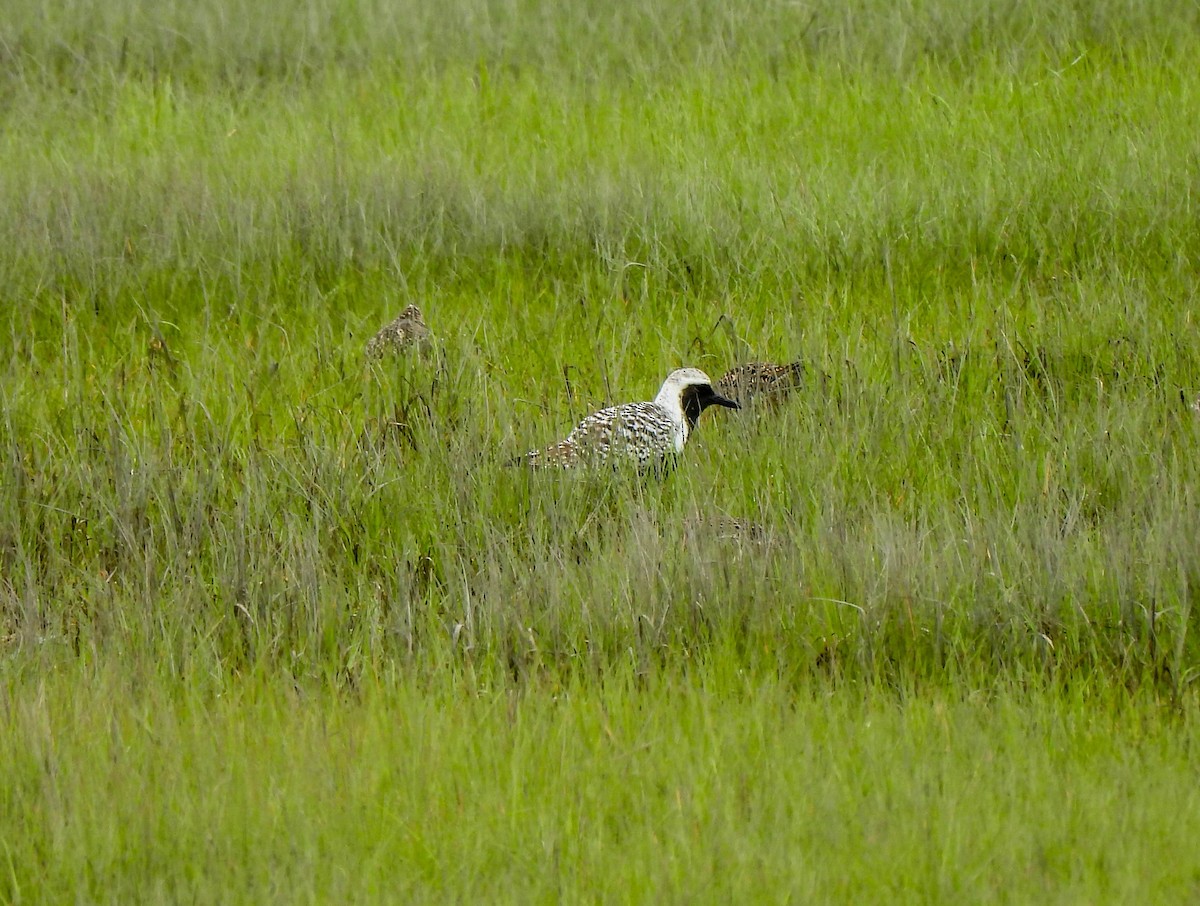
[5,669,1200,902]
[3,0,1200,900]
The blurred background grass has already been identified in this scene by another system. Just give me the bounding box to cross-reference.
[2,0,1200,900]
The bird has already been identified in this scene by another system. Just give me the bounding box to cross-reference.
[714,361,805,408]
[682,513,772,545]
[519,367,740,471]
[681,513,777,557]
[366,304,433,358]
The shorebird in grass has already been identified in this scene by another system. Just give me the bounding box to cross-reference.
[519,368,740,472]
[366,304,433,358]
[714,361,806,408]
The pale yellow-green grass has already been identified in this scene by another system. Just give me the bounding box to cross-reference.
[4,668,1200,902]
[3,0,1200,901]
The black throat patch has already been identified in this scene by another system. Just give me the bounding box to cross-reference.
[681,385,708,431]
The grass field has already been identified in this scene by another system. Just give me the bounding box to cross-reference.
[3,0,1200,900]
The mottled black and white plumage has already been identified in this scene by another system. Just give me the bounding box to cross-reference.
[521,367,740,470]
[681,513,776,556]
[366,304,432,358]
[715,361,805,408]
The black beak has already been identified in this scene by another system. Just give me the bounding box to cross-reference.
[683,384,740,430]
[702,387,740,410]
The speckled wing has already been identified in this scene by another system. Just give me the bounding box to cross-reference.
[526,402,678,469]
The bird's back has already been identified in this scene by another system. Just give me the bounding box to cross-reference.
[366,307,432,358]
[715,361,804,407]
[526,401,678,469]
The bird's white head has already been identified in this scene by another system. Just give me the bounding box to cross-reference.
[653,367,741,433]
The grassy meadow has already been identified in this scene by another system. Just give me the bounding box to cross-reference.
[3,0,1200,900]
